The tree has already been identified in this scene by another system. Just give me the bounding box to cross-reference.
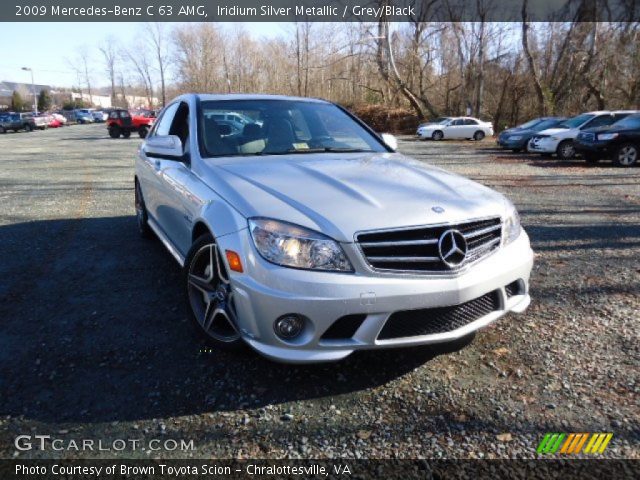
[99,37,118,108]
[37,89,52,112]
[145,23,170,106]
[11,91,25,111]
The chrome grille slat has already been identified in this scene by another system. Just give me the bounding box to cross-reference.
[360,239,438,248]
[464,224,501,239]
[356,217,502,273]
[367,256,441,263]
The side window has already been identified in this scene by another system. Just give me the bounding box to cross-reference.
[451,119,464,126]
[153,103,180,137]
[584,115,614,129]
[464,119,478,125]
[168,103,190,151]
[109,111,118,119]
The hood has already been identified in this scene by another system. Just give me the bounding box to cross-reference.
[502,128,534,136]
[201,153,506,242]
[537,127,571,137]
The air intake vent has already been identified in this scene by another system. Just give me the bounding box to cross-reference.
[378,290,500,340]
[321,314,367,340]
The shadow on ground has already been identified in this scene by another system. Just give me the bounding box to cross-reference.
[0,216,470,424]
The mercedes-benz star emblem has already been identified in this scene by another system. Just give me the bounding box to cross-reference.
[438,229,468,267]
[431,206,445,213]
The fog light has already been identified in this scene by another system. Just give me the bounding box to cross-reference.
[274,315,304,339]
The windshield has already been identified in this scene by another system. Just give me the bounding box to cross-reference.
[518,118,543,129]
[199,99,387,157]
[429,117,451,125]
[613,114,640,129]
[534,119,561,131]
[559,114,595,129]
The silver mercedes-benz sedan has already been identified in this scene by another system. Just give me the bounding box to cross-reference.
[135,94,533,363]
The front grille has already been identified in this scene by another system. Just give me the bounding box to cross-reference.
[377,290,501,340]
[356,217,502,272]
[321,314,366,340]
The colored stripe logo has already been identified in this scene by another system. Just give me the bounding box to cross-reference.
[537,433,613,454]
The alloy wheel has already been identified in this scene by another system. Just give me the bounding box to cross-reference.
[187,243,240,343]
[617,145,637,166]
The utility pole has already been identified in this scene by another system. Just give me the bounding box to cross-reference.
[21,67,37,114]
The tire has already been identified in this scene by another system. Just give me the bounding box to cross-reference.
[556,140,575,160]
[613,143,638,167]
[138,126,149,139]
[122,130,131,139]
[23,124,33,132]
[473,130,485,141]
[134,181,152,239]
[0,126,5,134]
[184,233,243,350]
[432,130,444,141]
[511,148,521,153]
[108,126,120,138]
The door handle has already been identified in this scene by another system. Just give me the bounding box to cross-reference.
[154,159,161,170]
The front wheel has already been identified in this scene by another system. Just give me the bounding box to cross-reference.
[431,130,444,141]
[614,143,638,167]
[24,124,33,132]
[473,130,485,141]
[184,234,243,350]
[138,126,149,138]
[134,181,152,238]
[108,126,121,138]
[556,140,575,160]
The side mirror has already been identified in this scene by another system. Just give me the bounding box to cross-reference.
[381,133,398,151]
[144,135,184,160]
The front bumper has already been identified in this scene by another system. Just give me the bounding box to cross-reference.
[498,137,527,149]
[528,137,559,153]
[218,229,534,363]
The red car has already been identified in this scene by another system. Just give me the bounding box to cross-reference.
[107,109,155,139]
[48,117,62,128]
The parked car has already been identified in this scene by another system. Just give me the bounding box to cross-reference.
[0,113,36,133]
[134,94,533,363]
[51,113,68,126]
[416,117,453,131]
[107,108,155,138]
[528,111,637,159]
[76,110,95,124]
[574,113,640,167]
[28,112,49,130]
[92,110,107,122]
[416,116,493,141]
[497,117,566,152]
[48,116,62,128]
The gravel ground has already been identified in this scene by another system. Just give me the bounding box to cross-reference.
[0,125,638,460]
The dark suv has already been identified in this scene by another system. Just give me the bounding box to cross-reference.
[575,113,640,167]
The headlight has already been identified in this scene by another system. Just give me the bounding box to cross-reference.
[597,133,618,141]
[249,218,353,272]
[502,202,522,246]
[509,135,522,140]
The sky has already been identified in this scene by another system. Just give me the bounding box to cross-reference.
[0,22,286,89]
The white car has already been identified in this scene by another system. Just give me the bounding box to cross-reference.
[417,117,493,141]
[528,111,637,159]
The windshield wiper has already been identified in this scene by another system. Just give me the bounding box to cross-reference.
[282,147,375,154]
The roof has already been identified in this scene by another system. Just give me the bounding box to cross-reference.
[1,80,52,94]
[192,93,330,104]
